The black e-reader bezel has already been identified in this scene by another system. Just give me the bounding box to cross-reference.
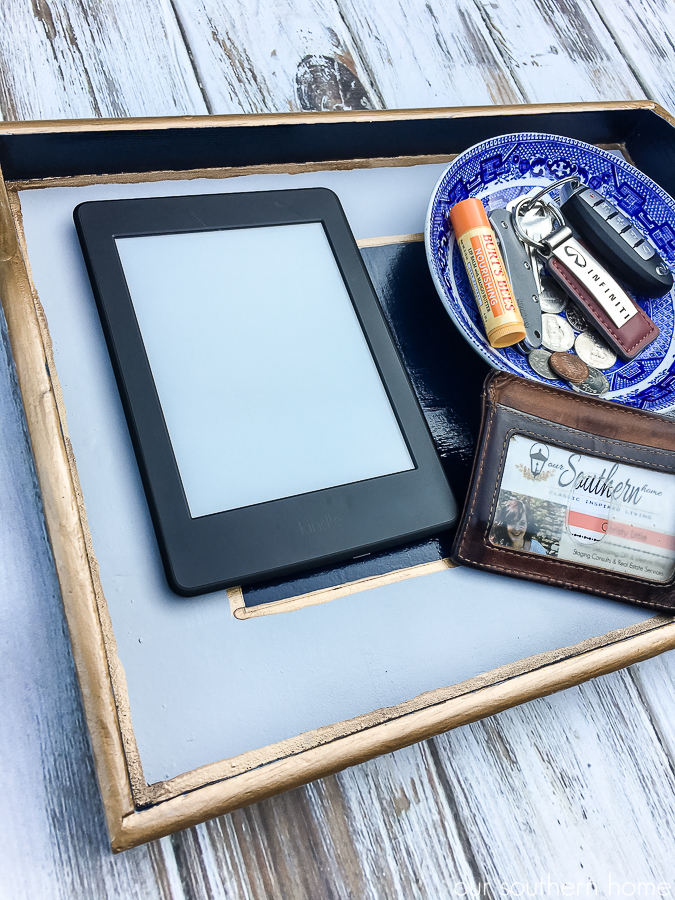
[74,188,457,595]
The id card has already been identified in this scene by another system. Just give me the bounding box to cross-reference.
[490,434,675,583]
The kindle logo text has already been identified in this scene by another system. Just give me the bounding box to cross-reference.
[298,513,343,536]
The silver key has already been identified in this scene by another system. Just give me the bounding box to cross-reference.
[507,192,566,311]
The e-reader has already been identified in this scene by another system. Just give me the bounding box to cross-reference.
[74,188,457,595]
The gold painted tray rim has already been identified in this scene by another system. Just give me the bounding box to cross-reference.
[3,100,674,853]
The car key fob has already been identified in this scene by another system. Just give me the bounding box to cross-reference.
[559,183,673,299]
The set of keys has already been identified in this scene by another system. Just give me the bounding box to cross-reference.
[489,176,673,394]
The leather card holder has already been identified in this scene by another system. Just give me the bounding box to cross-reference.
[453,372,675,612]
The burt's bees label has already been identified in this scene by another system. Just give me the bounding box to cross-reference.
[450,198,526,348]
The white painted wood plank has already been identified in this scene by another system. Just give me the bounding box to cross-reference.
[167,674,675,899]
[630,650,675,765]
[334,0,524,107]
[472,0,646,104]
[433,670,675,886]
[0,0,207,120]
[170,0,381,113]
[176,781,371,899]
[590,0,675,116]
[334,743,487,898]
[0,308,182,898]
[163,742,484,900]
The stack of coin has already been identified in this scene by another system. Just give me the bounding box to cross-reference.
[524,309,614,396]
[525,346,610,396]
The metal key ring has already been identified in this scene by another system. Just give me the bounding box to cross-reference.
[511,175,582,249]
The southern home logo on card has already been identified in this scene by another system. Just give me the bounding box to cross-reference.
[522,440,649,503]
[514,441,555,483]
[529,443,549,477]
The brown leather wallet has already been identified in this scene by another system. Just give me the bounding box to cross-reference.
[452,372,675,612]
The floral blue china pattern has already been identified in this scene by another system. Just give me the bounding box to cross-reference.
[425,133,675,411]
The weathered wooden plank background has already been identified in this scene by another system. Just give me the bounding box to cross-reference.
[2,0,675,896]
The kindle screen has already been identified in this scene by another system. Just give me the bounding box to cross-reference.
[115,223,414,518]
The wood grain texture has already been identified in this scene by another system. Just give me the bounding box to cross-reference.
[334,0,524,107]
[630,650,675,765]
[590,0,675,116]
[0,0,207,119]
[169,780,369,899]
[471,0,646,104]
[433,670,675,885]
[2,0,675,894]
[170,0,380,113]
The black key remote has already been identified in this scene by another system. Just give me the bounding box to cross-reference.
[559,183,673,299]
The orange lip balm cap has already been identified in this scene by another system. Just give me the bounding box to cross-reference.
[450,196,490,235]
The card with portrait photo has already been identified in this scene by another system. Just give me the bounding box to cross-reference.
[489,435,675,583]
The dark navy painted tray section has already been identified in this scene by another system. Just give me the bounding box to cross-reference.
[242,241,490,609]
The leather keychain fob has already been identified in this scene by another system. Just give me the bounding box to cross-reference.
[512,185,659,362]
[539,225,658,361]
[559,182,673,299]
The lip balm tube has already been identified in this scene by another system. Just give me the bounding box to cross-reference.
[450,198,526,348]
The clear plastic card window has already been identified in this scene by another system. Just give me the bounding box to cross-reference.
[490,434,675,583]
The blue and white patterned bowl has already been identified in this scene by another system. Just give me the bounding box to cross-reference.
[425,133,675,411]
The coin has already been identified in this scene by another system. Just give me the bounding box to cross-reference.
[549,351,589,384]
[539,294,567,315]
[528,348,557,380]
[565,304,590,333]
[570,366,609,396]
[541,314,575,352]
[575,331,617,370]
